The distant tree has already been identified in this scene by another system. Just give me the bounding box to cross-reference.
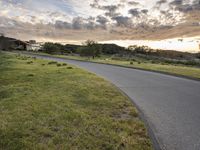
[0,33,4,37]
[101,44,126,55]
[196,53,200,59]
[43,42,64,54]
[79,40,102,58]
[128,45,138,51]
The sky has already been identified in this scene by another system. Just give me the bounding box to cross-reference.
[0,0,200,51]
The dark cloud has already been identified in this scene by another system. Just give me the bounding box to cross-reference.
[128,8,140,17]
[128,1,140,6]
[170,0,200,13]
[112,16,132,27]
[90,1,120,12]
[141,9,148,14]
[178,4,193,12]
[170,0,183,6]
[72,17,84,29]
[90,1,122,18]
[159,10,178,24]
[102,5,118,12]
[191,0,200,10]
[102,5,121,17]
[85,21,96,30]
[54,16,103,30]
[55,20,72,29]
[156,0,167,5]
[85,17,96,30]
[96,15,109,25]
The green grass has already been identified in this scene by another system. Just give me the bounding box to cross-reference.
[23,51,200,79]
[60,55,200,79]
[0,52,153,150]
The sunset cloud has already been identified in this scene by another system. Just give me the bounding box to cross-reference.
[0,0,199,42]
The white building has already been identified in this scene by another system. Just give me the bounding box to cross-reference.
[26,40,42,51]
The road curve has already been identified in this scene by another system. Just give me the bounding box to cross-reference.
[23,54,200,150]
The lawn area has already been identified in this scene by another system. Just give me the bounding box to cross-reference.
[29,52,200,80]
[0,52,153,150]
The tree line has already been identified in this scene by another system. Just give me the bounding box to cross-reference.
[42,40,200,60]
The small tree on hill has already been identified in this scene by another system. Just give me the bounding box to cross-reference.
[43,42,64,54]
[79,40,102,58]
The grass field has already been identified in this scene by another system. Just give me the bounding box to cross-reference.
[0,52,152,150]
[21,51,200,80]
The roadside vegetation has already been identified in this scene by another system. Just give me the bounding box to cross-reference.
[23,40,200,79]
[0,52,153,150]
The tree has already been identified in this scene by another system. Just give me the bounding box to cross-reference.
[43,42,64,54]
[128,45,138,51]
[79,40,102,58]
[0,33,5,37]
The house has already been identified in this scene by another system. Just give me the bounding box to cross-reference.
[0,36,27,50]
[26,40,42,51]
[0,36,42,51]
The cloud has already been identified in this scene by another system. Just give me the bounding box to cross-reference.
[128,1,140,6]
[169,0,200,13]
[141,9,148,14]
[128,8,140,17]
[96,15,109,28]
[112,16,132,27]
[156,0,167,5]
[54,20,72,29]
[0,0,199,42]
[170,0,183,6]
[72,17,84,29]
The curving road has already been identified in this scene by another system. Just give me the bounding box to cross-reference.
[22,53,200,150]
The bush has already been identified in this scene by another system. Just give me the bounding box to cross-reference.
[130,62,133,65]
[27,61,33,64]
[62,63,67,66]
[48,61,57,65]
[131,58,136,61]
[67,67,73,69]
[27,74,34,77]
[20,57,28,60]
[57,63,62,67]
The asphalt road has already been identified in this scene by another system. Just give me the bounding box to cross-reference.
[24,54,200,150]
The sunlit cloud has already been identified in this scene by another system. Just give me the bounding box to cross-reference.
[0,0,199,45]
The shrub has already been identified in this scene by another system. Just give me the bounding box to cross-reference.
[67,67,73,69]
[27,74,34,77]
[27,61,33,64]
[131,58,136,61]
[130,62,133,65]
[57,63,62,67]
[48,61,57,65]
[62,63,67,66]
[20,57,28,60]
